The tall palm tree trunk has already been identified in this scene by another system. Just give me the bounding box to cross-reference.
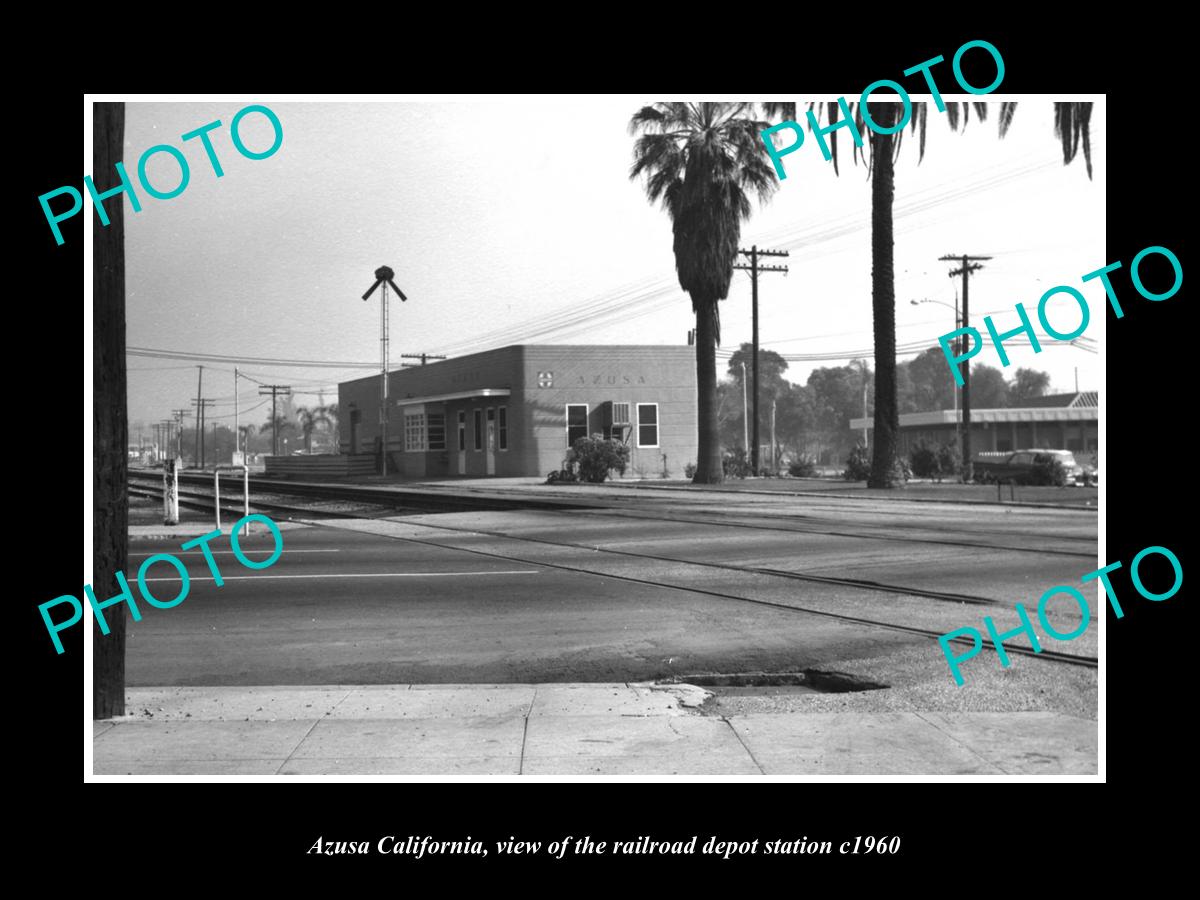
[693,299,723,483]
[94,102,128,718]
[867,122,900,489]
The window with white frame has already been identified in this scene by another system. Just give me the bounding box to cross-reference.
[636,403,659,448]
[566,404,588,447]
[404,413,426,451]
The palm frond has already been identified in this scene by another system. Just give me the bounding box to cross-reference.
[761,102,796,121]
[998,101,1017,137]
[1055,102,1094,179]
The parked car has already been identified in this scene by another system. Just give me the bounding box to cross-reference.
[973,449,1086,486]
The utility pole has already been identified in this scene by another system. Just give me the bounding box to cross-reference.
[234,367,239,462]
[401,353,447,367]
[258,385,292,456]
[191,398,215,468]
[740,361,749,454]
[734,246,789,474]
[172,409,190,461]
[856,359,869,448]
[160,420,175,461]
[770,398,777,473]
[939,254,991,484]
[194,365,204,468]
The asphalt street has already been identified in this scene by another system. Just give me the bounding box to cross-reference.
[124,496,1099,718]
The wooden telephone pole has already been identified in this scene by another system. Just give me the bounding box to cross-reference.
[939,254,991,483]
[733,246,789,473]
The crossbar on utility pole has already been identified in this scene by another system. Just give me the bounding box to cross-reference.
[401,353,447,367]
[258,385,292,456]
[939,254,991,484]
[734,246,789,474]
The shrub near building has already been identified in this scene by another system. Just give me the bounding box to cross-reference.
[547,435,630,484]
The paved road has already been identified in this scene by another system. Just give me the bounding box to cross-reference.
[124,498,1098,718]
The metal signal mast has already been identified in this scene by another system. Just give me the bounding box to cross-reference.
[361,266,408,476]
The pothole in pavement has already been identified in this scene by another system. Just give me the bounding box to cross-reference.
[659,670,889,693]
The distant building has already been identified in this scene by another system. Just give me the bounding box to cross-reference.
[851,391,1099,465]
[338,345,697,478]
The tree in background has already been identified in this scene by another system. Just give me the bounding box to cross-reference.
[296,406,333,453]
[723,344,791,457]
[764,100,1094,487]
[899,346,1039,411]
[806,365,870,461]
[263,411,295,455]
[1009,368,1051,406]
[629,103,780,483]
[319,403,340,450]
[970,366,1009,409]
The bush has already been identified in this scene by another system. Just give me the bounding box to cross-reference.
[788,454,817,477]
[845,443,911,484]
[545,469,577,485]
[909,440,940,478]
[909,440,962,481]
[722,447,752,479]
[937,442,962,478]
[843,443,872,481]
[566,434,630,483]
[1029,455,1068,486]
[684,462,697,480]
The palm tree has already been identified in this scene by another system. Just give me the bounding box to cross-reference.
[263,412,293,455]
[296,405,333,453]
[628,103,780,483]
[764,100,1093,487]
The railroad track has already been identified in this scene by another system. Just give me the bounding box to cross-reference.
[129,470,1096,559]
[130,477,1096,670]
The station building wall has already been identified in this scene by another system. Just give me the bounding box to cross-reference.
[338,345,697,479]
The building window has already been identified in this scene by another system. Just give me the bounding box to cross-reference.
[427,413,446,451]
[487,408,496,452]
[566,404,588,447]
[473,409,482,451]
[498,406,508,450]
[637,403,659,448]
[404,413,426,452]
[457,411,466,451]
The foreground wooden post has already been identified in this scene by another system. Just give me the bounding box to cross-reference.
[94,101,127,720]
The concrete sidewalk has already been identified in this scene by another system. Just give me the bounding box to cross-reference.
[93,685,1097,776]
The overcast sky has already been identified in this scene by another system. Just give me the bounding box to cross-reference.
[122,96,1106,435]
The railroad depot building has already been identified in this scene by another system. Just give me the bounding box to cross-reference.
[338,345,698,479]
[850,391,1099,465]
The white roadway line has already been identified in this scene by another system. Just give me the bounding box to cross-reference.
[142,570,542,582]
